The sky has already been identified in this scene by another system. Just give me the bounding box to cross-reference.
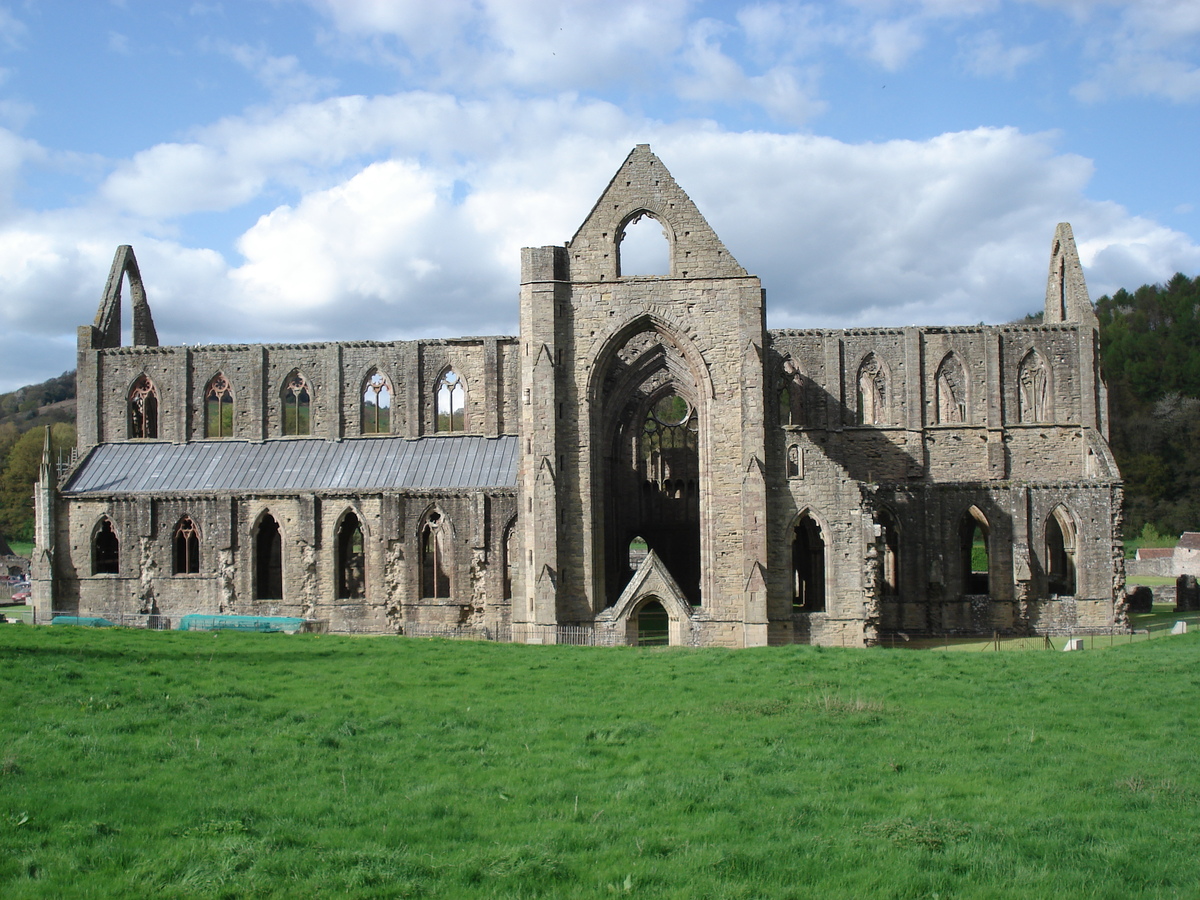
[0,0,1198,392]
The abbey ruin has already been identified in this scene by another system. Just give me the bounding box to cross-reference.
[31,145,1124,646]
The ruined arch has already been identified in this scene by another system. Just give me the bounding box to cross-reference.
[791,509,828,612]
[1018,348,1052,423]
[616,208,673,277]
[281,369,312,436]
[589,316,710,609]
[435,367,466,433]
[934,352,968,424]
[502,516,518,601]
[204,372,234,438]
[173,515,200,575]
[779,358,805,427]
[876,507,900,597]
[335,508,366,599]
[128,374,159,439]
[1045,504,1077,597]
[856,352,889,426]
[253,511,284,600]
[361,368,392,434]
[92,516,120,575]
[419,506,453,599]
[959,505,990,595]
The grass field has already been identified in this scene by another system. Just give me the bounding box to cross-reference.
[2,627,1199,898]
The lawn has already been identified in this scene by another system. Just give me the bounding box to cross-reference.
[2,627,1199,898]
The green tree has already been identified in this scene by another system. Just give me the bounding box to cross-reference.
[0,423,74,543]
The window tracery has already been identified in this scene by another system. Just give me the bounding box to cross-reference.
[128,375,159,439]
[435,369,466,432]
[173,516,200,574]
[1018,350,1050,423]
[282,370,311,436]
[935,354,967,424]
[361,370,391,434]
[421,511,451,598]
[337,512,366,599]
[856,353,888,425]
[205,373,234,438]
[780,359,805,427]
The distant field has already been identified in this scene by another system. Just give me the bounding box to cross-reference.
[2,628,1199,898]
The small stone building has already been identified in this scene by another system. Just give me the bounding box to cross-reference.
[32,146,1124,645]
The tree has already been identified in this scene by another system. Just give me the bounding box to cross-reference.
[0,423,74,543]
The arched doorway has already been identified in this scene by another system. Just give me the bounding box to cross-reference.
[792,512,826,612]
[1046,506,1077,596]
[255,514,283,600]
[635,598,670,646]
[960,506,990,595]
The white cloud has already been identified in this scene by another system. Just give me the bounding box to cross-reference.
[215,42,339,103]
[959,30,1042,78]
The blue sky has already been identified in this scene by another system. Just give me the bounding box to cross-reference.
[0,0,1198,391]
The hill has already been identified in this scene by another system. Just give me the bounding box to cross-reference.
[0,372,76,544]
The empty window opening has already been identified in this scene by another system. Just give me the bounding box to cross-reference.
[173,516,200,575]
[205,373,234,438]
[786,444,802,479]
[628,534,649,572]
[337,512,366,599]
[935,354,967,424]
[282,371,311,436]
[792,513,826,611]
[856,353,888,426]
[421,511,451,598]
[635,599,670,646]
[92,517,120,575]
[362,370,392,434]
[128,375,159,439]
[255,514,284,600]
[617,212,669,277]
[877,509,899,597]
[1018,350,1050,423]
[1046,507,1077,597]
[503,520,517,601]
[436,369,466,432]
[780,361,804,426]
[960,507,990,595]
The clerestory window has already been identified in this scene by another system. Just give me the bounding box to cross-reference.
[435,369,466,432]
[282,370,312,436]
[173,516,200,574]
[205,373,234,438]
[128,375,159,439]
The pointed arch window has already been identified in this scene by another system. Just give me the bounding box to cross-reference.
[792,513,826,611]
[282,370,311,436]
[1018,350,1050,423]
[255,514,283,600]
[856,353,888,426]
[435,369,466,432]
[128,375,159,439]
[502,519,517,601]
[173,515,200,574]
[960,506,990,595]
[335,512,366,599]
[786,444,802,479]
[421,510,451,598]
[1046,506,1077,597]
[361,370,392,434]
[877,508,900,597]
[92,517,120,575]
[617,210,670,277]
[205,373,234,438]
[935,354,967,424]
[780,360,805,427]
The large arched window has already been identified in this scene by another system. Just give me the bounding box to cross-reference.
[1045,506,1077,597]
[792,512,826,611]
[361,370,391,434]
[282,370,312,436]
[935,353,967,424]
[336,511,366,599]
[173,515,200,574]
[616,210,670,277]
[856,353,888,426]
[92,517,120,575]
[421,510,451,598]
[960,506,990,595]
[1018,350,1050,423]
[128,375,159,439]
[205,373,234,438]
[435,369,466,432]
[255,513,283,600]
[780,359,805,427]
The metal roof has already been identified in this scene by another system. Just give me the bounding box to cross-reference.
[63,435,519,495]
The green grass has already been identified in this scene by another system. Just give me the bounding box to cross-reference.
[6,540,32,557]
[3,628,1200,898]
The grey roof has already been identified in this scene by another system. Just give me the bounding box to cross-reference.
[63,435,518,495]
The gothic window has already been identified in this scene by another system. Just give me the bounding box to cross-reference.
[960,506,990,595]
[92,517,120,575]
[128,375,159,439]
[255,513,283,600]
[856,353,888,426]
[935,354,967,424]
[336,512,366,599]
[1045,506,1077,597]
[282,370,312,436]
[877,508,900,597]
[205,373,234,438]
[786,444,802,479]
[173,515,200,574]
[361,370,391,434]
[435,369,466,432]
[792,512,826,611]
[1018,350,1050,423]
[421,510,451,598]
[502,519,517,601]
[780,360,804,427]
